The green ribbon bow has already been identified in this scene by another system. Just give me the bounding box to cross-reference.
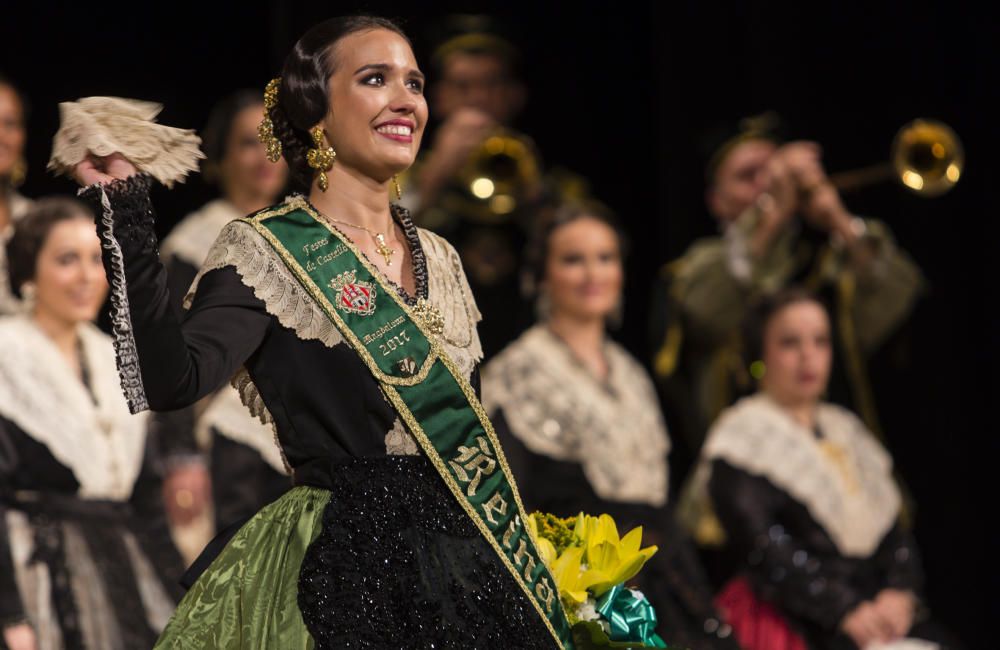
[596,585,667,648]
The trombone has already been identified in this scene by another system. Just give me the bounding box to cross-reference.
[448,128,542,223]
[829,119,963,197]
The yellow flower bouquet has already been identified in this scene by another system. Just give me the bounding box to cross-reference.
[529,512,671,649]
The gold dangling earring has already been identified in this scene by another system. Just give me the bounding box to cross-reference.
[392,175,402,201]
[307,126,336,192]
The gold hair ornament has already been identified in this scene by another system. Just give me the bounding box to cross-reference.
[257,77,283,163]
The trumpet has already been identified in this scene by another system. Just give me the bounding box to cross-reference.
[445,128,543,223]
[829,119,963,197]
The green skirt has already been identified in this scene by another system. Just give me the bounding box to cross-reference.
[154,486,330,649]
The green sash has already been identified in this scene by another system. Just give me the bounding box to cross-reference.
[243,198,573,649]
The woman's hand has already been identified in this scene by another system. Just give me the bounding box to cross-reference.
[71,153,138,187]
[3,622,38,650]
[839,601,894,648]
[162,462,212,527]
[872,588,916,639]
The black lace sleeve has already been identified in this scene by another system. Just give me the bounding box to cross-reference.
[78,175,271,413]
[709,459,864,632]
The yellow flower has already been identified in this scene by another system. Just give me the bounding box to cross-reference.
[549,546,604,605]
[574,513,658,597]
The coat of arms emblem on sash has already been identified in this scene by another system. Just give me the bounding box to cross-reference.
[330,270,376,316]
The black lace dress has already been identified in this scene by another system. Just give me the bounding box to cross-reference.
[79,175,556,649]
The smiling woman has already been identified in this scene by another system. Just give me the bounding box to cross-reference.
[68,14,571,650]
[1,198,184,650]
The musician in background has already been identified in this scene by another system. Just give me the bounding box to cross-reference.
[407,20,587,355]
[650,114,924,471]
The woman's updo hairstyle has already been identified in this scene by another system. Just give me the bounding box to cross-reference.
[268,16,409,189]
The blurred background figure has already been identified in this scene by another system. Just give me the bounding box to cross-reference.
[406,16,589,356]
[649,113,924,462]
[155,90,290,561]
[0,74,32,315]
[483,202,739,650]
[684,289,960,650]
[1,198,183,650]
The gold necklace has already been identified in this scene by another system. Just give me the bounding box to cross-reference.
[324,216,396,266]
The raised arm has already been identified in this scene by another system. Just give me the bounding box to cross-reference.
[75,156,270,413]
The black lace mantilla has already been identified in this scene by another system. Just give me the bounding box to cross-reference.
[297,456,555,649]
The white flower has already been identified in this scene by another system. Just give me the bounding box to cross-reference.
[576,598,601,622]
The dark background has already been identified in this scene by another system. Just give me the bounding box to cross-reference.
[3,2,996,646]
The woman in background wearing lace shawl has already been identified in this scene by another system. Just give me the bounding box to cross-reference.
[0,198,183,650]
[685,288,961,650]
[481,202,739,650]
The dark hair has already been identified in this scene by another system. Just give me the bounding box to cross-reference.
[6,197,93,297]
[430,32,521,79]
[0,73,29,123]
[741,287,826,368]
[703,111,784,186]
[201,89,264,183]
[522,199,628,297]
[268,16,409,189]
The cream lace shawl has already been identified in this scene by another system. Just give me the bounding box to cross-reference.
[0,316,147,499]
[482,325,670,507]
[690,393,900,557]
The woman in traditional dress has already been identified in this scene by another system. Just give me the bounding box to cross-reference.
[482,202,739,650]
[73,15,574,649]
[687,288,960,650]
[0,198,182,650]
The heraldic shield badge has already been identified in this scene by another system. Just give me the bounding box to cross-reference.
[330,270,377,316]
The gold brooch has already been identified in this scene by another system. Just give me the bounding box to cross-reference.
[413,298,445,335]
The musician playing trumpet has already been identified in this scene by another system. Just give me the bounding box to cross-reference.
[650,114,924,465]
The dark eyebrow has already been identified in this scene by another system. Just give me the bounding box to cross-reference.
[354,63,425,81]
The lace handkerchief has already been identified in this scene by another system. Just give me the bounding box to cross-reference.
[48,96,204,188]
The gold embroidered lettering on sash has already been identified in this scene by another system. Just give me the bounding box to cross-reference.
[302,237,329,255]
[481,492,508,527]
[502,515,521,549]
[304,242,348,272]
[535,577,556,615]
[512,538,532,575]
[449,436,497,497]
[361,316,407,345]
[520,548,537,582]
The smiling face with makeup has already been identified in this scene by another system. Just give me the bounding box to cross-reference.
[320,28,428,183]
